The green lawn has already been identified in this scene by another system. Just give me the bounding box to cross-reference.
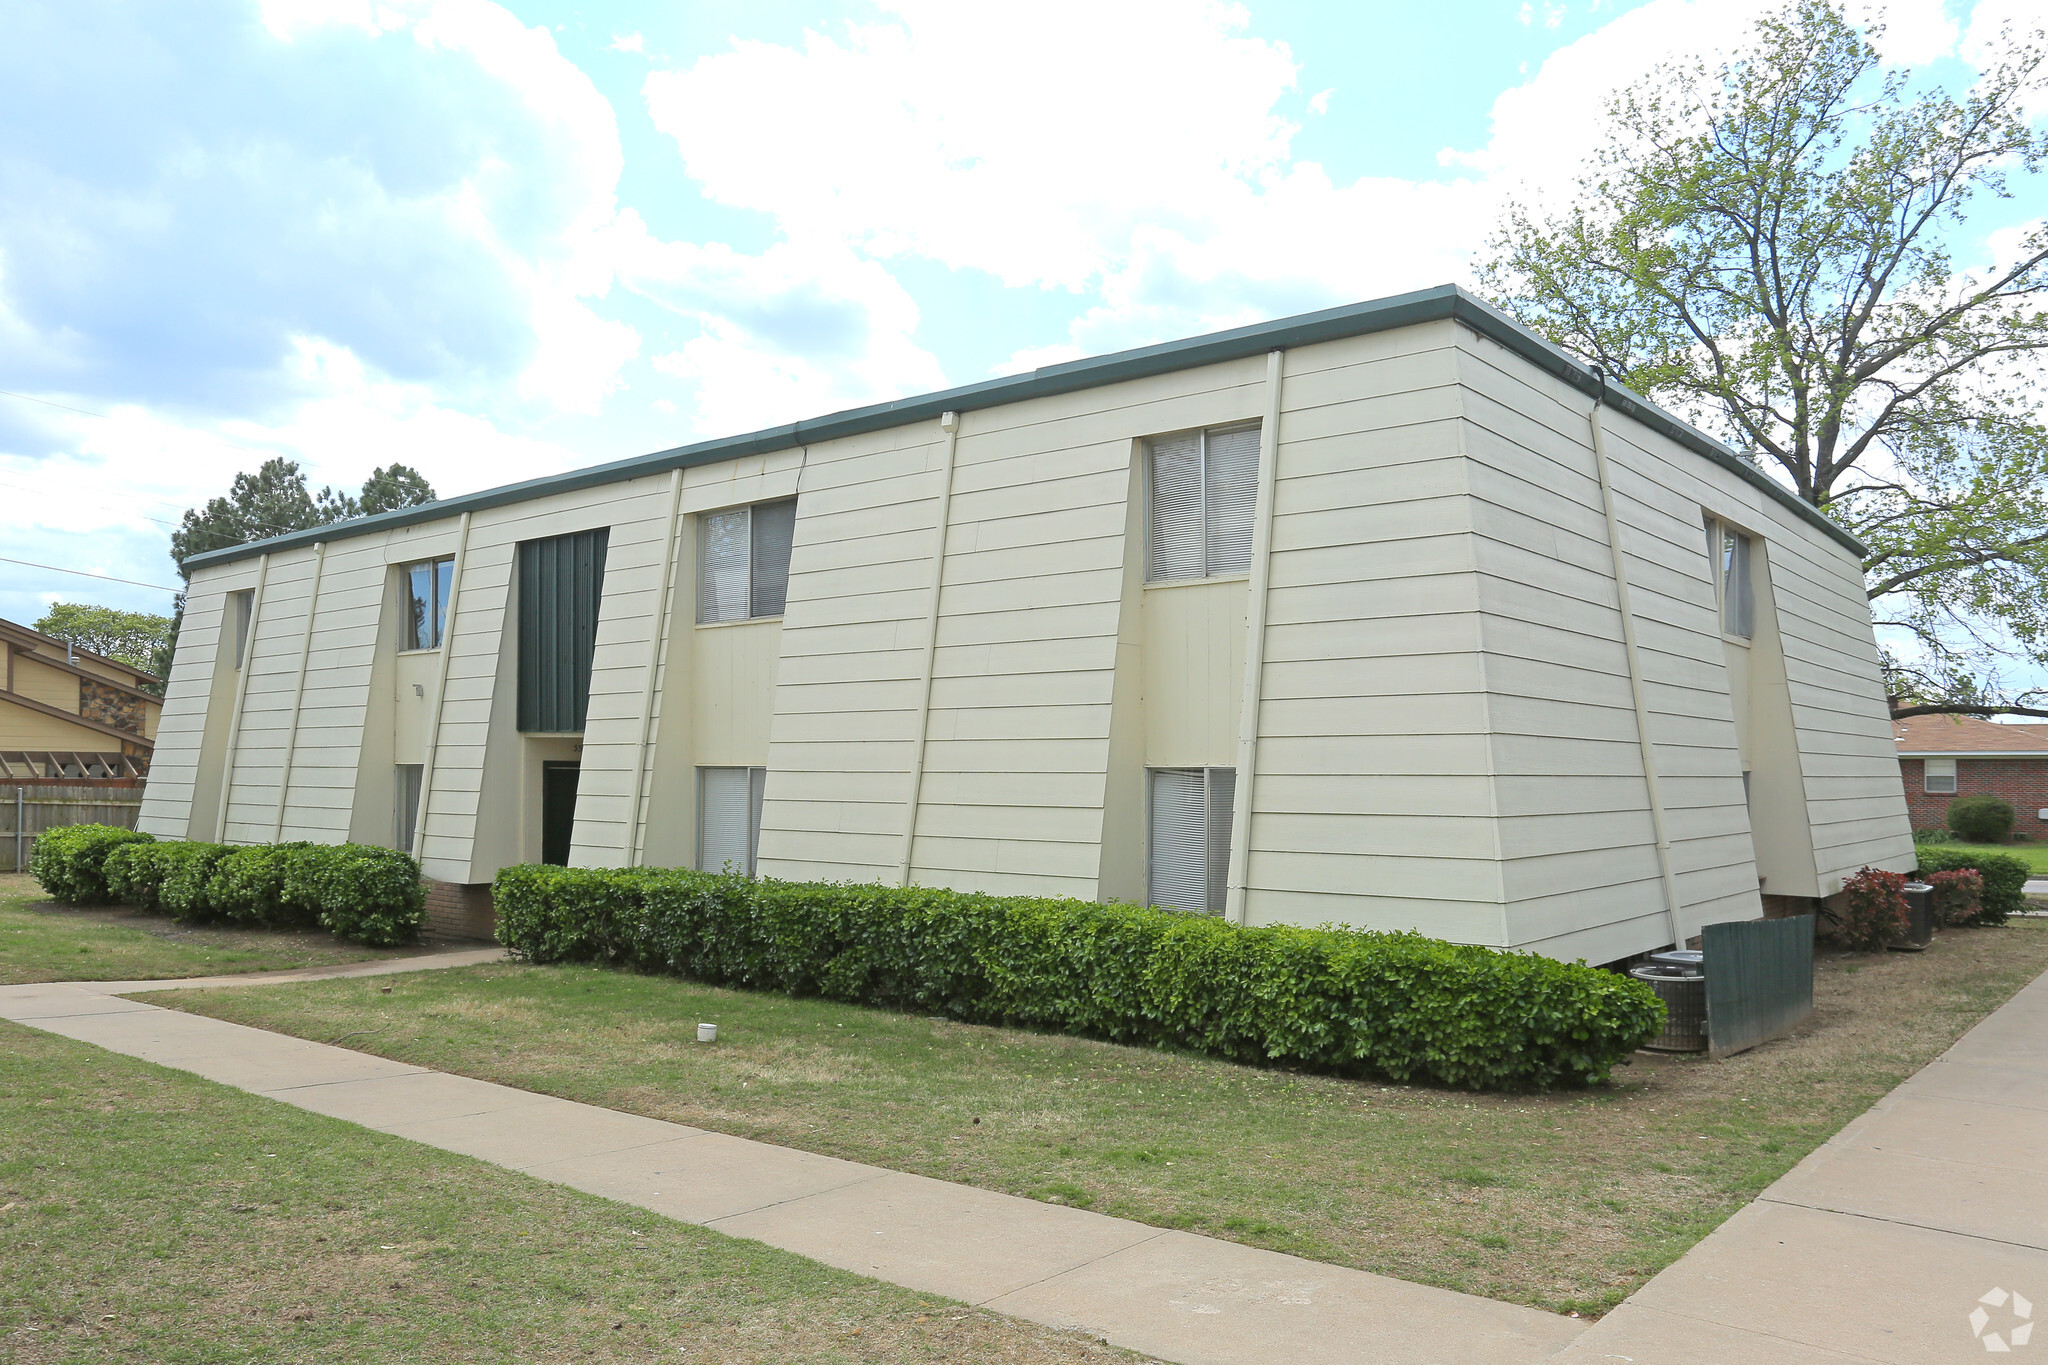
[0,873,407,986]
[161,919,2048,1317]
[1922,841,2048,876]
[0,1020,1140,1364]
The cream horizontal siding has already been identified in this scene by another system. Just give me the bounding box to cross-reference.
[136,572,239,837]
[760,351,1271,895]
[1238,322,1503,939]
[754,423,948,882]
[1456,334,1752,951]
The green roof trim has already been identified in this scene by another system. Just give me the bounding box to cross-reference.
[183,283,1866,570]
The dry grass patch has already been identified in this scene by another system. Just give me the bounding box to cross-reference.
[0,1021,1147,1364]
[163,919,2048,1316]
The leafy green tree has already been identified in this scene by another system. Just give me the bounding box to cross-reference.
[1479,0,2048,718]
[33,602,173,685]
[161,459,437,678]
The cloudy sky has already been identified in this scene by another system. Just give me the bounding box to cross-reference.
[0,0,2038,626]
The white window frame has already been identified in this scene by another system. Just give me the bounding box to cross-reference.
[1147,766,1236,915]
[698,765,767,874]
[400,557,455,652]
[1704,516,1755,640]
[1146,422,1261,584]
[1924,756,1958,795]
[697,499,797,624]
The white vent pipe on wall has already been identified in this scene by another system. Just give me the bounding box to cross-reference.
[410,510,472,862]
[1223,350,1286,926]
[1587,374,1686,950]
[270,541,326,842]
[899,411,963,886]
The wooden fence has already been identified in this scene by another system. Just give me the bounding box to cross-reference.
[1,785,144,872]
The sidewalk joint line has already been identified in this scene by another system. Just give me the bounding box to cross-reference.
[975,1229,1172,1307]
[701,1171,892,1226]
[1756,1195,2048,1253]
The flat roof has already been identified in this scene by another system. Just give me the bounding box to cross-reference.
[184,283,1867,570]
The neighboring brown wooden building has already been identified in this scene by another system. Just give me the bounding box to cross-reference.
[0,616,161,780]
[1895,714,2048,839]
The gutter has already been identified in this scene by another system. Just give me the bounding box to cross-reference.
[183,285,1867,571]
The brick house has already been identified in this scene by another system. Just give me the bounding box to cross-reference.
[1895,714,2048,838]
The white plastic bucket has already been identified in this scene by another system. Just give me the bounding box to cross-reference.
[696,1022,718,1044]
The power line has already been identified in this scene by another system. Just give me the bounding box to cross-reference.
[0,388,110,420]
[0,556,180,593]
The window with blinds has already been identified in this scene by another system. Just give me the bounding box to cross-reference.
[1924,757,1958,794]
[516,527,610,733]
[1704,517,1755,638]
[699,499,797,623]
[1148,424,1260,582]
[1148,767,1235,915]
[699,766,767,874]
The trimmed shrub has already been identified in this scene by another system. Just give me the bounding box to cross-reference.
[1831,867,1911,951]
[206,844,320,926]
[1947,794,2017,843]
[1924,868,1985,927]
[38,831,425,947]
[297,845,426,948]
[492,865,1666,1091]
[1914,845,2027,926]
[27,824,155,904]
[103,841,178,910]
[158,842,234,922]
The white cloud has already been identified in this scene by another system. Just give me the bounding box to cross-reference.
[610,31,645,53]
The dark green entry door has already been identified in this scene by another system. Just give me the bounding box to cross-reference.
[541,762,581,866]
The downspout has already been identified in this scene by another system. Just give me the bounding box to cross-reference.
[269,541,326,842]
[1588,372,1687,948]
[898,411,962,886]
[1223,350,1286,926]
[628,469,686,867]
[212,552,270,843]
[410,511,472,862]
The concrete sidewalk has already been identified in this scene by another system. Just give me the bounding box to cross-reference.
[1,963,1582,1365]
[1557,965,2048,1364]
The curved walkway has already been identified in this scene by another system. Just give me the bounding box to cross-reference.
[1,952,1579,1365]
[8,950,2044,1364]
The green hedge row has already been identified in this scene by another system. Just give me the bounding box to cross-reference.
[29,824,426,947]
[491,865,1665,1091]
[1913,844,2027,926]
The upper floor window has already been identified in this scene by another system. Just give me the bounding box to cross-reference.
[699,498,796,623]
[230,589,254,669]
[1148,423,1260,582]
[1704,517,1754,639]
[404,557,455,651]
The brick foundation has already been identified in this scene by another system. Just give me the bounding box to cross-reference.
[1899,757,2048,838]
[423,878,495,941]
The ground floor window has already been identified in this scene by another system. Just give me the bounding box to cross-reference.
[1148,766,1234,915]
[699,766,767,875]
[1924,757,1958,794]
[395,763,423,853]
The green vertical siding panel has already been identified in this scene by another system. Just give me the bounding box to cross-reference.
[517,527,610,733]
[1703,915,1814,1059]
